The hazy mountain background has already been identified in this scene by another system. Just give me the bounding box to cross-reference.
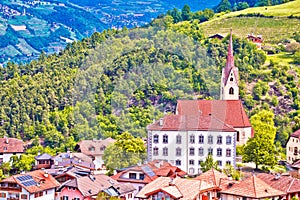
[0,0,220,64]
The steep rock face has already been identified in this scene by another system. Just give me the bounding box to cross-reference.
[268,82,294,115]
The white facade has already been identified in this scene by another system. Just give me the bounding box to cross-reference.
[29,188,56,200]
[221,193,282,200]
[0,185,55,200]
[286,136,300,164]
[0,152,22,163]
[94,155,105,170]
[234,127,252,146]
[220,68,239,101]
[118,170,146,197]
[148,130,236,176]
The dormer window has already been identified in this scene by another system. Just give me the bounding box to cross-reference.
[100,146,105,151]
[3,147,7,151]
[229,87,234,95]
[88,146,95,152]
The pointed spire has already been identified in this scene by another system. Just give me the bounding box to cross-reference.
[226,29,234,70]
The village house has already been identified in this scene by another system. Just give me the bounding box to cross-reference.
[34,153,53,169]
[136,176,219,200]
[111,160,186,196]
[292,160,300,177]
[57,174,135,200]
[220,175,286,200]
[0,137,24,164]
[147,31,253,175]
[247,33,263,49]
[209,33,224,40]
[75,138,115,170]
[257,173,300,200]
[47,165,91,184]
[195,168,229,187]
[53,152,95,170]
[286,129,300,163]
[0,170,60,200]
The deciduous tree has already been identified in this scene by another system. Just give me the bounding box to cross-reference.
[103,132,146,171]
[200,154,219,172]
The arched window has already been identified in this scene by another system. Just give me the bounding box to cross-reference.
[230,77,233,81]
[229,87,234,95]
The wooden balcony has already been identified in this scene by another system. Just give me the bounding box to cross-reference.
[0,186,22,192]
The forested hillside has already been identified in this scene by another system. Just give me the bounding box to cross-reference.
[0,16,267,152]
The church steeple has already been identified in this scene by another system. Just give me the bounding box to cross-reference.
[225,29,234,73]
[220,30,239,100]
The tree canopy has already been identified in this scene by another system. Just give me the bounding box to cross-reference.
[102,132,146,171]
[243,110,278,169]
[200,154,219,172]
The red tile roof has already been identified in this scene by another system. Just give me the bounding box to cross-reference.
[136,177,217,200]
[1,170,60,193]
[147,114,237,132]
[112,161,186,184]
[176,100,251,128]
[194,168,228,187]
[153,166,187,178]
[219,178,240,190]
[291,129,300,139]
[75,138,115,156]
[257,173,300,194]
[111,165,158,184]
[0,138,24,153]
[61,174,126,197]
[220,175,286,198]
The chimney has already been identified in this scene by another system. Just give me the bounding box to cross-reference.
[44,170,49,178]
[169,177,175,186]
[274,174,281,180]
[4,136,8,144]
[159,118,163,126]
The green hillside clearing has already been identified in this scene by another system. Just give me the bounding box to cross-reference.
[201,0,300,44]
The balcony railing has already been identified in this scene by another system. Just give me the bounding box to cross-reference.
[0,186,22,192]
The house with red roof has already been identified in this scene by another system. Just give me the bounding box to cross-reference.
[0,170,60,200]
[0,137,24,164]
[220,175,286,200]
[147,30,253,175]
[75,138,115,170]
[57,174,135,200]
[111,160,186,196]
[257,173,300,200]
[247,33,263,49]
[286,129,300,163]
[34,153,53,170]
[136,176,219,200]
[194,168,229,187]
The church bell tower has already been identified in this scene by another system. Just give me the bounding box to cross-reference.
[220,30,239,100]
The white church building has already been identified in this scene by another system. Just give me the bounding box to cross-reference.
[147,31,253,175]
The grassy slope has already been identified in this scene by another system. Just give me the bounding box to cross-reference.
[200,0,300,44]
[225,0,300,17]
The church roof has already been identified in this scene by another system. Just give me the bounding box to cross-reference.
[223,30,239,85]
[176,100,251,128]
[147,113,236,132]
